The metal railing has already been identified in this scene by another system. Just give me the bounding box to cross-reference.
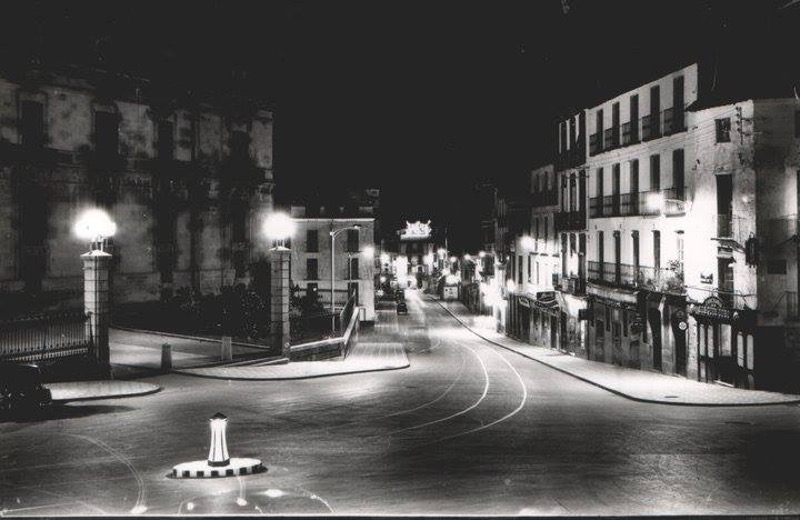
[556,275,586,296]
[588,261,684,293]
[590,188,686,219]
[555,144,586,170]
[0,310,91,363]
[603,127,619,151]
[589,132,602,156]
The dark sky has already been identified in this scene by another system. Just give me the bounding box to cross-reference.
[1,0,796,252]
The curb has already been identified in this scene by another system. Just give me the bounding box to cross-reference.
[430,298,800,408]
[172,360,410,382]
[48,384,162,403]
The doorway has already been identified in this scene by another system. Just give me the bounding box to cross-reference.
[648,308,663,371]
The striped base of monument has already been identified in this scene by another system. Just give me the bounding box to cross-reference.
[172,458,265,479]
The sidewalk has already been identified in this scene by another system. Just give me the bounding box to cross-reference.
[45,380,160,402]
[434,298,800,406]
[109,327,274,378]
[176,341,409,380]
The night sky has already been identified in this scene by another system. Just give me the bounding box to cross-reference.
[1,0,796,252]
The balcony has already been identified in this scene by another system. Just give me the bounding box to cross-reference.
[621,121,639,146]
[662,107,686,135]
[590,189,686,219]
[555,143,587,170]
[588,261,684,294]
[641,114,661,141]
[556,275,586,296]
[589,132,602,156]
[554,210,586,231]
[531,189,558,207]
[603,127,620,151]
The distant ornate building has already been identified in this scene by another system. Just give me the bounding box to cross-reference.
[0,66,274,311]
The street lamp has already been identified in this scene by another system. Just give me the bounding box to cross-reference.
[74,208,117,251]
[262,212,296,248]
[330,224,361,333]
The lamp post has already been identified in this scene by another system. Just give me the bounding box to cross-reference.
[263,212,296,357]
[330,224,361,334]
[74,208,117,375]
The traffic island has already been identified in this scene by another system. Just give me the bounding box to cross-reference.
[172,413,266,479]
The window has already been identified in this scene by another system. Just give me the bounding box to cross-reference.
[597,167,604,197]
[560,122,567,154]
[673,149,685,196]
[676,231,684,266]
[534,218,540,240]
[569,174,577,211]
[527,254,532,282]
[716,118,731,143]
[632,231,640,272]
[650,154,660,191]
[629,94,639,142]
[158,120,174,159]
[569,233,576,255]
[95,111,119,158]
[569,117,577,148]
[630,159,640,193]
[347,229,359,252]
[20,100,44,147]
[543,216,548,243]
[230,130,250,160]
[518,255,523,285]
[306,258,319,280]
[598,231,605,265]
[596,109,604,148]
[306,230,319,252]
[348,257,359,279]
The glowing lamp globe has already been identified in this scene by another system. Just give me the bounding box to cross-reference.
[449,256,457,263]
[478,251,486,258]
[263,213,296,242]
[506,279,517,292]
[380,253,390,264]
[362,245,375,258]
[464,254,472,262]
[74,209,117,242]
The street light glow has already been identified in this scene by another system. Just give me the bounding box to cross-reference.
[380,252,390,264]
[479,251,486,258]
[521,236,535,250]
[363,245,375,258]
[74,208,117,242]
[263,212,296,241]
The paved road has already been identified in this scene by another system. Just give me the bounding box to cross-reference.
[3,290,800,516]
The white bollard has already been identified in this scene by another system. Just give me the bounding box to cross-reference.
[221,336,233,362]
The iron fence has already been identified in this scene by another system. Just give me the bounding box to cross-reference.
[0,310,90,363]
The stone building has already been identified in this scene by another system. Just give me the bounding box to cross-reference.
[0,66,274,312]
[553,108,589,357]
[585,63,697,374]
[684,96,800,391]
[288,206,377,323]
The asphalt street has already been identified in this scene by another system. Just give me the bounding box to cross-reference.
[3,290,800,516]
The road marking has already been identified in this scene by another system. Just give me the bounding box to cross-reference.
[383,341,490,436]
[429,346,528,444]
[380,345,467,419]
[68,435,147,515]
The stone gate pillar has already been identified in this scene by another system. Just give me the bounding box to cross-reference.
[82,250,112,375]
[269,246,291,358]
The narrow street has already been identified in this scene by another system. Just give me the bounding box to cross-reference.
[3,291,800,516]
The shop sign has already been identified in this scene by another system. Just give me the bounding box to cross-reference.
[700,272,714,284]
[536,291,556,301]
[690,296,735,322]
[400,220,432,241]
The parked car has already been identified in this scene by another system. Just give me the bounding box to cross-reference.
[0,362,52,413]
[396,301,409,315]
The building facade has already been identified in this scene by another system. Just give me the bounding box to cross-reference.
[585,64,697,373]
[554,109,589,357]
[684,96,800,391]
[288,208,376,323]
[0,67,274,312]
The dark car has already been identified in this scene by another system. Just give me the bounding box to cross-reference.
[0,362,52,413]
[396,301,409,315]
